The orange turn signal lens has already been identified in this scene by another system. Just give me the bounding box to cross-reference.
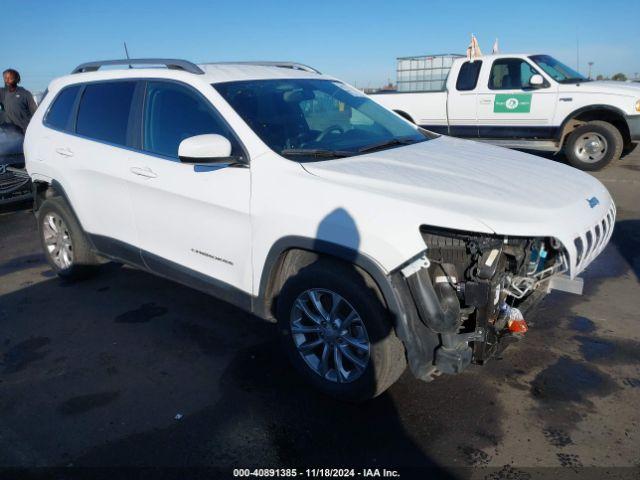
[508,319,528,333]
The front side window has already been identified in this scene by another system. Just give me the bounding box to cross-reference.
[76,81,136,145]
[489,59,541,90]
[214,79,428,160]
[456,61,482,91]
[143,81,237,159]
[44,85,81,131]
[530,55,588,84]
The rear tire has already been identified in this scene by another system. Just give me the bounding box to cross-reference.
[276,259,406,402]
[37,197,99,280]
[564,121,623,171]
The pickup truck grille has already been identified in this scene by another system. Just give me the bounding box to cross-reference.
[573,203,616,275]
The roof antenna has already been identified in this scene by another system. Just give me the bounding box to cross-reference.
[123,42,132,68]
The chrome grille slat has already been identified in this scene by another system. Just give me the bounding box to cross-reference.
[593,222,606,255]
[584,226,598,266]
[6,167,30,179]
[0,178,29,188]
[576,232,588,272]
[0,168,30,195]
[594,225,606,258]
[605,205,616,244]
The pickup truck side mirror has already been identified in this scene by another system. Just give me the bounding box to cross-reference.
[529,74,545,88]
[178,134,244,165]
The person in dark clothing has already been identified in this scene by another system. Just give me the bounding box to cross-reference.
[0,69,37,133]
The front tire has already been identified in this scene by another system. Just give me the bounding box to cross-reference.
[37,197,99,279]
[564,120,623,171]
[276,260,406,402]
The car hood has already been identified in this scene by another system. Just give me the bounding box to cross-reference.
[561,80,640,97]
[302,135,613,239]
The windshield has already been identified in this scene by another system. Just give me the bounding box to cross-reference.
[529,55,589,84]
[214,79,428,160]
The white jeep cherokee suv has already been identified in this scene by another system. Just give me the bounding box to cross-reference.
[25,59,615,401]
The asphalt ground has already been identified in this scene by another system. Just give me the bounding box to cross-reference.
[0,150,639,479]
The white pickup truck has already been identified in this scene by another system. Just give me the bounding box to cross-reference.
[372,53,640,170]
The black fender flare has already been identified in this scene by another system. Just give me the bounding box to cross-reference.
[257,236,392,312]
[257,236,440,380]
[36,179,93,246]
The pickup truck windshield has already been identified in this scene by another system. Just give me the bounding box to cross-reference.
[529,55,589,84]
[214,79,428,160]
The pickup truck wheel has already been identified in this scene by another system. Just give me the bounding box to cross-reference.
[564,121,623,171]
[37,197,98,279]
[276,261,406,402]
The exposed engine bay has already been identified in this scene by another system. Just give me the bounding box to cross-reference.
[402,226,570,375]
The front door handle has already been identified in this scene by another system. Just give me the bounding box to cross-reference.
[55,147,74,157]
[479,99,492,105]
[130,166,158,178]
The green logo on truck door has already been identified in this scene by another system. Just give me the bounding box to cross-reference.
[493,94,532,113]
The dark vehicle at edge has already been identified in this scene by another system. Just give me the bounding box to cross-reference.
[0,124,31,205]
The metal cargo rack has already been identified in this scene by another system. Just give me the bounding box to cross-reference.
[396,53,464,92]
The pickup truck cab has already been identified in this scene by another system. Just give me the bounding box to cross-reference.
[372,53,640,170]
[25,58,614,401]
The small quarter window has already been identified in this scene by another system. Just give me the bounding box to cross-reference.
[456,61,482,91]
[44,85,81,131]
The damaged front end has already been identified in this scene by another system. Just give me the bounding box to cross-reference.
[400,226,575,376]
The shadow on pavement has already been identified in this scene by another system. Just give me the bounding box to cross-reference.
[0,198,32,216]
[0,259,453,475]
[609,219,640,281]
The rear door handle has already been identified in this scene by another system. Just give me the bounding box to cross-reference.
[55,147,74,157]
[130,166,158,178]
[479,99,492,105]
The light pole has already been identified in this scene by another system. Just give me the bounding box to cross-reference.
[588,62,594,80]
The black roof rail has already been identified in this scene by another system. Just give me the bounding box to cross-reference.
[71,58,204,75]
[204,61,321,74]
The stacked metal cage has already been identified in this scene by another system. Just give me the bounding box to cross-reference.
[396,54,463,92]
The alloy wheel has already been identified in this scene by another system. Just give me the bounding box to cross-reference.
[290,288,370,383]
[42,212,74,269]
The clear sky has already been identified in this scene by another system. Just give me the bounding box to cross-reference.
[6,0,640,92]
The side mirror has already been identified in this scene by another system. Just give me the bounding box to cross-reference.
[178,134,240,165]
[529,74,545,88]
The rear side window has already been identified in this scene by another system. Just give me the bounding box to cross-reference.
[76,81,136,145]
[143,81,237,158]
[456,61,482,91]
[44,85,81,131]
